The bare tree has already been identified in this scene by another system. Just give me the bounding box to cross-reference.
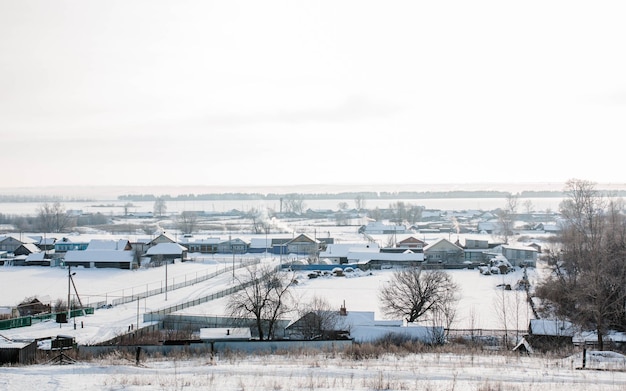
[227,264,297,340]
[283,194,306,215]
[389,201,407,224]
[176,211,198,234]
[294,295,344,340]
[123,202,134,216]
[536,179,626,350]
[335,202,350,226]
[153,197,167,218]
[495,193,518,244]
[379,268,459,323]
[36,202,74,233]
[523,199,534,214]
[354,194,366,211]
[248,207,266,234]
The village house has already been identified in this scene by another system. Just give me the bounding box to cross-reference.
[0,234,38,254]
[62,238,137,269]
[178,236,220,254]
[396,236,426,250]
[525,319,575,352]
[494,244,538,267]
[318,243,379,264]
[16,298,50,317]
[286,305,443,344]
[216,238,248,254]
[284,233,320,256]
[145,242,188,264]
[55,237,89,253]
[64,249,136,269]
[423,238,464,267]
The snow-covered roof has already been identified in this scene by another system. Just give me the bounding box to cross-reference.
[249,238,272,248]
[423,237,462,251]
[179,236,221,245]
[64,250,134,263]
[319,243,379,258]
[347,250,424,263]
[25,252,46,262]
[501,244,539,252]
[0,335,31,349]
[0,234,37,244]
[146,242,188,255]
[529,319,575,337]
[18,243,41,253]
[86,239,130,251]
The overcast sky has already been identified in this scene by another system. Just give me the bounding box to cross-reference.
[1,1,625,190]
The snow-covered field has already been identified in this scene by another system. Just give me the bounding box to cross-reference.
[1,350,625,390]
[2,257,625,390]
[1,256,539,344]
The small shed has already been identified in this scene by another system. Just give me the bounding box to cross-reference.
[526,319,575,351]
[0,336,37,365]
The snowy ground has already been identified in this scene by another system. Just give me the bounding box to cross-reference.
[1,351,625,390]
[2,258,625,390]
[1,257,540,344]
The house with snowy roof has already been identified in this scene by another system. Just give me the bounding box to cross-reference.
[63,249,136,269]
[0,234,37,253]
[13,242,41,257]
[179,237,221,254]
[423,238,464,267]
[286,306,443,344]
[285,233,320,256]
[148,232,178,246]
[493,244,538,267]
[396,236,426,250]
[86,239,132,251]
[55,237,89,253]
[526,319,575,352]
[145,242,188,264]
[318,243,379,264]
[247,237,272,254]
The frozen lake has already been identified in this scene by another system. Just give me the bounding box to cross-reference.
[0,197,564,216]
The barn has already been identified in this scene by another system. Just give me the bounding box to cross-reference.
[0,336,37,365]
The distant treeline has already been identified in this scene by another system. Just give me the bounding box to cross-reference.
[116,190,595,202]
[0,195,94,203]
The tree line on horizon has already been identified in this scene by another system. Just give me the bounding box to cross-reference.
[116,190,578,202]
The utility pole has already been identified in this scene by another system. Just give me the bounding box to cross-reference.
[67,265,71,324]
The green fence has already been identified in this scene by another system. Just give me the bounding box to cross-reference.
[0,307,94,331]
[0,316,31,330]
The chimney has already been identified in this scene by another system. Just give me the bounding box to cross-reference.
[339,300,347,316]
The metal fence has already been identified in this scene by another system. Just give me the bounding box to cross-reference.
[0,308,94,331]
[110,258,260,307]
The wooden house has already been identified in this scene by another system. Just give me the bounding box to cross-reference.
[526,319,574,352]
[13,243,41,257]
[145,242,188,263]
[285,234,320,256]
[0,234,37,253]
[64,249,136,269]
[423,238,464,267]
[0,337,37,365]
[17,298,50,317]
[216,238,248,254]
[397,236,426,250]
